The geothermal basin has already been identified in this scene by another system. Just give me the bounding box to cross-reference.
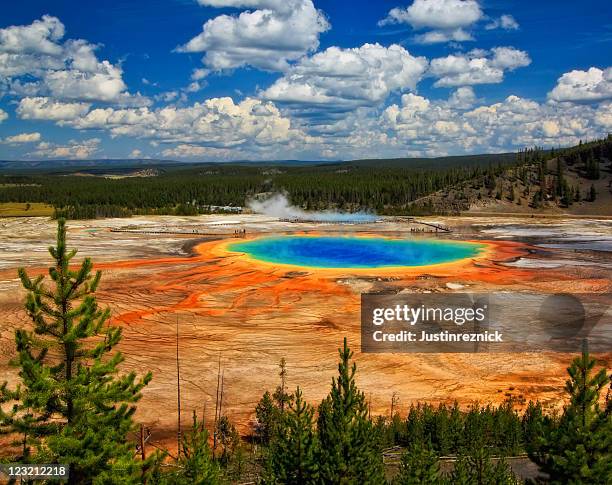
[229,236,485,269]
[0,215,610,448]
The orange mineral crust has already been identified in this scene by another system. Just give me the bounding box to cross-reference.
[1,224,610,448]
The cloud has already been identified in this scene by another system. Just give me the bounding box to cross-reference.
[485,14,519,31]
[128,149,142,158]
[262,43,428,115]
[542,120,560,137]
[0,109,7,123]
[36,89,611,162]
[3,132,41,143]
[595,102,612,129]
[430,47,531,87]
[0,16,147,105]
[191,68,209,81]
[28,138,100,159]
[161,144,236,160]
[196,0,295,11]
[447,86,477,108]
[489,47,530,70]
[381,92,607,155]
[16,96,91,121]
[63,97,311,149]
[0,15,64,55]
[379,0,482,44]
[177,0,329,72]
[153,92,612,160]
[548,67,612,103]
[1,14,608,163]
[42,62,126,102]
[380,0,482,29]
[414,29,473,44]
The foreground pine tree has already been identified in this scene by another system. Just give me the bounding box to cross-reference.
[0,219,152,484]
[394,441,442,485]
[317,338,385,484]
[265,387,319,484]
[529,343,611,483]
[255,390,281,446]
[450,445,519,485]
[168,411,220,484]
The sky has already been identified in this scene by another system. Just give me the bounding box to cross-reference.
[0,0,610,162]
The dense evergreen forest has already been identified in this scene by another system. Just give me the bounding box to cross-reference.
[0,158,513,219]
[0,136,609,219]
[0,145,584,219]
[0,221,610,483]
[406,136,612,214]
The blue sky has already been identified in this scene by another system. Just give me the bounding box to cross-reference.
[0,0,610,161]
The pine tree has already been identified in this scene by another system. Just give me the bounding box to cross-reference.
[538,161,546,194]
[529,343,610,483]
[255,391,281,446]
[589,184,597,202]
[585,150,600,179]
[215,415,239,465]
[555,158,565,197]
[448,402,463,452]
[273,358,291,412]
[448,453,472,485]
[490,456,521,485]
[531,190,542,209]
[317,338,385,484]
[450,446,519,485]
[522,401,544,450]
[0,219,152,484]
[171,411,220,484]
[404,405,425,447]
[266,387,319,484]
[394,441,442,485]
[493,401,522,455]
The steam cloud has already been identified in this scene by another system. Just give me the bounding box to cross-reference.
[247,193,378,222]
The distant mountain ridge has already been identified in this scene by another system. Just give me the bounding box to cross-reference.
[0,151,520,173]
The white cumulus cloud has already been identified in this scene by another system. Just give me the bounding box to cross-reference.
[3,132,41,143]
[430,47,531,87]
[594,102,612,129]
[447,86,477,108]
[28,138,100,159]
[379,0,482,44]
[380,92,608,156]
[485,14,519,31]
[414,29,474,44]
[128,149,143,158]
[177,0,329,72]
[16,96,91,121]
[0,16,147,105]
[548,67,612,103]
[0,15,64,55]
[63,97,311,149]
[161,144,237,160]
[262,43,428,114]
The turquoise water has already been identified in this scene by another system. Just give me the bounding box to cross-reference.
[229,236,484,269]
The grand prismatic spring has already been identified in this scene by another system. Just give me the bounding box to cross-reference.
[0,215,610,444]
[229,236,485,269]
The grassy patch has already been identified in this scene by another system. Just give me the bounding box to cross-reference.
[0,202,54,217]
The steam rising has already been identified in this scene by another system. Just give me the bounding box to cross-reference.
[247,193,378,223]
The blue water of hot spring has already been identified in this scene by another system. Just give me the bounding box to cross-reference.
[228,236,484,269]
